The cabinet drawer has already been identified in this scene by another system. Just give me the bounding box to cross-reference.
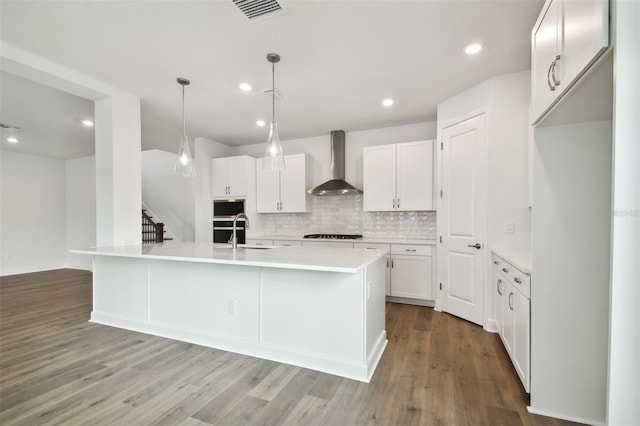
[391,244,432,256]
[511,268,531,298]
[354,242,391,252]
[273,240,302,247]
[493,256,514,280]
[245,239,273,246]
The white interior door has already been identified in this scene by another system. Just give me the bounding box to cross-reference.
[439,113,487,325]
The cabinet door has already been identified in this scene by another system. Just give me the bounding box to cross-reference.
[256,159,280,213]
[211,158,229,197]
[532,0,561,122]
[363,144,396,212]
[390,255,432,300]
[280,155,308,213]
[512,288,530,392]
[492,267,504,333]
[501,281,515,355]
[562,0,609,87]
[227,157,247,197]
[396,140,434,211]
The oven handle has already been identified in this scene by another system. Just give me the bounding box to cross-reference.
[213,227,245,231]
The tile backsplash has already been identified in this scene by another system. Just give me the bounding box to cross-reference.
[263,195,436,240]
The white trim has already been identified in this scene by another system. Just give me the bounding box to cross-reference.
[527,406,605,426]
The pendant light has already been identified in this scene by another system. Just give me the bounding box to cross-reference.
[174,77,196,178]
[262,53,286,171]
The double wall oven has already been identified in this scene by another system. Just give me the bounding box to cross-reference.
[213,199,246,244]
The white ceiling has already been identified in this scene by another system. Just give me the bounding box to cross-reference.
[0,0,543,158]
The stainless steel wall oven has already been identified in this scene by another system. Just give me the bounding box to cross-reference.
[213,200,246,244]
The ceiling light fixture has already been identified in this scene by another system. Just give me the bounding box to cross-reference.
[256,120,266,127]
[262,53,285,171]
[239,82,252,92]
[7,137,18,143]
[464,41,483,55]
[174,77,196,178]
[81,119,94,127]
[382,98,394,107]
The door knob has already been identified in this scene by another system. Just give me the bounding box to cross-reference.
[467,243,481,250]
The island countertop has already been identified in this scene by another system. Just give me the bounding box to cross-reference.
[71,241,387,273]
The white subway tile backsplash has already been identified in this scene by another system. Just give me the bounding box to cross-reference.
[264,195,436,239]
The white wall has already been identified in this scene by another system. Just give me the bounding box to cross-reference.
[607,0,640,423]
[193,137,231,243]
[142,149,196,242]
[531,120,612,424]
[1,151,67,275]
[65,156,96,270]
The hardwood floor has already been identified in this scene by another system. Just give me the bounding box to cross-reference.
[0,269,580,425]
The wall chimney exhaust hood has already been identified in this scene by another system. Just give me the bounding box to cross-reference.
[307,130,363,196]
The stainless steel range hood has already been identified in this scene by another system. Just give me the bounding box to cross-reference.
[307,130,363,196]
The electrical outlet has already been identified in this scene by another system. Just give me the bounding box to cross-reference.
[505,221,515,234]
[228,299,238,315]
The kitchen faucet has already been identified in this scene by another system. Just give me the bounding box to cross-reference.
[231,213,250,249]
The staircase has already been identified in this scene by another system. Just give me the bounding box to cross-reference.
[142,209,172,244]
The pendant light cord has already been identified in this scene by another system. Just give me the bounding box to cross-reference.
[272,61,276,123]
[182,84,187,137]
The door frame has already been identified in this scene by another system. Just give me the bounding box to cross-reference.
[435,108,490,328]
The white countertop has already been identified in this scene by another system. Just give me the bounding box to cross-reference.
[71,242,387,273]
[491,247,532,274]
[249,235,436,245]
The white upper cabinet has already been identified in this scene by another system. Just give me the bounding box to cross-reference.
[363,140,434,212]
[256,154,309,213]
[531,0,609,124]
[362,144,396,211]
[211,156,253,198]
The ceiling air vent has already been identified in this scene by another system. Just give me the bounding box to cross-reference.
[230,0,288,22]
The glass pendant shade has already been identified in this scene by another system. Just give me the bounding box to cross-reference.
[262,53,285,171]
[174,133,196,178]
[174,77,195,178]
[262,121,285,171]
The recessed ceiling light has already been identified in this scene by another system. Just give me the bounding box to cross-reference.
[7,137,18,143]
[239,82,252,92]
[81,119,94,127]
[256,120,266,127]
[382,98,394,107]
[464,42,483,55]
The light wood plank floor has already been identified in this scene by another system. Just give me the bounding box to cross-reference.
[0,269,580,425]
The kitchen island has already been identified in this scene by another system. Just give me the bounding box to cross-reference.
[71,242,387,382]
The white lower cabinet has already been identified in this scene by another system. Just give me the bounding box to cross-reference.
[354,243,433,301]
[492,253,530,392]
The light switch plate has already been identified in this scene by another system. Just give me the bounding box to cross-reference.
[505,221,515,234]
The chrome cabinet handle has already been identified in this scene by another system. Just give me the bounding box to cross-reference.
[547,61,556,91]
[514,277,522,284]
[497,279,503,296]
[502,267,509,273]
[508,292,514,310]
[551,54,561,86]
[493,260,499,265]
[468,243,481,250]
[404,248,417,252]
[386,258,389,268]
[397,199,400,209]
[391,259,394,268]
[392,198,396,209]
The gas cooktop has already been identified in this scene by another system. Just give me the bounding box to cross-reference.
[303,234,363,240]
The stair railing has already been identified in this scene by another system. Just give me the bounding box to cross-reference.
[142,209,165,243]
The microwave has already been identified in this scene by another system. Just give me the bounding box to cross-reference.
[213,199,245,218]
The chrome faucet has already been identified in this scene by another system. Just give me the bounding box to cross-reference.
[230,213,250,249]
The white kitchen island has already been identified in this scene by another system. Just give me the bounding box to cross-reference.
[71,242,388,382]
